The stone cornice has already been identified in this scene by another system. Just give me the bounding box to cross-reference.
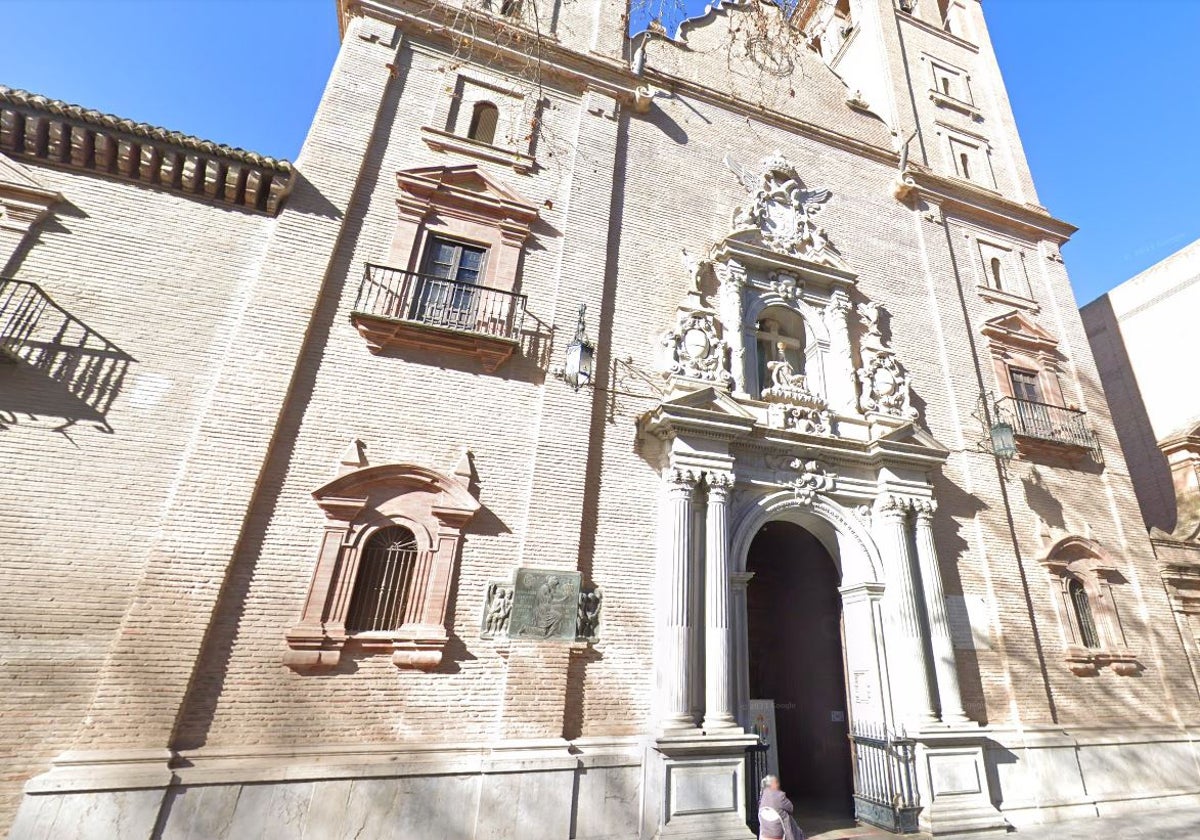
[0,86,293,215]
[901,166,1077,242]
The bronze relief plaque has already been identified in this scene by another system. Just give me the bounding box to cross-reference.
[509,568,580,641]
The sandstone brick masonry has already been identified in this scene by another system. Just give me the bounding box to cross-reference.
[3,0,1199,837]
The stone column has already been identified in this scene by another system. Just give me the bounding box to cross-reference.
[703,473,738,730]
[875,495,938,726]
[731,571,754,729]
[661,468,699,731]
[824,288,858,413]
[913,501,970,724]
[715,259,748,396]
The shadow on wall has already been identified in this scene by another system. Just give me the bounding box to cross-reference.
[0,278,134,433]
[1082,294,1176,533]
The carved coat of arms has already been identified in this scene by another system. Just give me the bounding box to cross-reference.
[724,151,837,263]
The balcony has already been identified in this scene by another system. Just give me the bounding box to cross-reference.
[349,264,526,371]
[998,396,1098,458]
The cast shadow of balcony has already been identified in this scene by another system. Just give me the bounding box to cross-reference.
[0,278,134,432]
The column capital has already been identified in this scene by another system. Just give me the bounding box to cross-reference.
[664,467,700,493]
[913,499,938,522]
[731,570,755,589]
[874,493,913,520]
[706,471,735,498]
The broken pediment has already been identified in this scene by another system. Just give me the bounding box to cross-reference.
[981,310,1059,352]
[395,164,539,231]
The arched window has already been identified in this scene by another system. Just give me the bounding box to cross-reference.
[959,152,971,180]
[346,526,419,634]
[989,256,1004,290]
[284,459,480,672]
[1068,578,1100,650]
[467,101,500,145]
[499,0,521,15]
[754,309,806,397]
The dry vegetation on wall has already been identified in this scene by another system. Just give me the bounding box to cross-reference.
[415,0,834,156]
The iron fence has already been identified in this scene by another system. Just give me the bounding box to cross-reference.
[353,263,525,341]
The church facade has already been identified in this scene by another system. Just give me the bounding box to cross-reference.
[3,1,1199,838]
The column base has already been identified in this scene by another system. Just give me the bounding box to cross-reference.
[647,731,759,840]
[913,729,1008,837]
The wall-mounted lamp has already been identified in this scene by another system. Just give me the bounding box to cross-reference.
[554,304,595,391]
[989,420,1017,462]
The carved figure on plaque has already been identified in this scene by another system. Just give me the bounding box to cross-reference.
[480,581,514,639]
[510,568,581,641]
[577,586,603,641]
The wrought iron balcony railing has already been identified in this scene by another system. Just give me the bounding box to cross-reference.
[0,278,132,418]
[352,263,526,342]
[998,396,1096,451]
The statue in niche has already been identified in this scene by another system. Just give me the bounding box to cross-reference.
[767,342,807,393]
[724,151,836,263]
[857,351,918,420]
[577,587,603,641]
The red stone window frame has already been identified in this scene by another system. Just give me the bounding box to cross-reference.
[387,164,537,294]
[284,461,479,673]
[982,311,1067,408]
[1040,536,1140,676]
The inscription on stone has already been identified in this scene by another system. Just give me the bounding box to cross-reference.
[509,568,581,641]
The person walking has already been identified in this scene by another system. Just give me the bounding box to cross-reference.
[758,775,804,840]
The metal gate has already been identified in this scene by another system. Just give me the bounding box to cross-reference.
[849,722,921,834]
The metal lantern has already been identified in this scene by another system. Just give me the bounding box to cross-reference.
[563,304,594,391]
[989,420,1017,462]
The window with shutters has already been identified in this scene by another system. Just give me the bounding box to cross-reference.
[349,164,538,370]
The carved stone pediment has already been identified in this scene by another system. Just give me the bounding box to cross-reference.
[723,151,847,269]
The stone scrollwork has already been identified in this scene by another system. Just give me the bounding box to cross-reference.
[857,350,918,421]
[785,458,836,505]
[723,151,840,265]
[767,402,832,436]
[577,586,603,642]
[661,311,733,388]
[480,580,514,639]
[769,271,802,301]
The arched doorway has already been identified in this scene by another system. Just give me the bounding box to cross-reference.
[747,520,854,819]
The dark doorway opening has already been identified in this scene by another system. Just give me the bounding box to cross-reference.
[747,520,854,820]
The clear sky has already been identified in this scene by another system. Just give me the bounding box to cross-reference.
[1,0,1196,305]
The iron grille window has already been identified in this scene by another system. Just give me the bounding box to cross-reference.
[346,526,419,634]
[1069,578,1101,649]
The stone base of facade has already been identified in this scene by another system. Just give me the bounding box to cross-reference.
[643,731,759,840]
[16,727,1200,839]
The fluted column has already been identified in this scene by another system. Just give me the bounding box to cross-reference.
[703,473,738,730]
[661,468,699,731]
[875,495,938,726]
[731,570,754,729]
[913,501,970,724]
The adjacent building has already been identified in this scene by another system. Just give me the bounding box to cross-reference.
[3,0,1199,838]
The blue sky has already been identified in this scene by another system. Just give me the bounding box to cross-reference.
[1,0,1196,304]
